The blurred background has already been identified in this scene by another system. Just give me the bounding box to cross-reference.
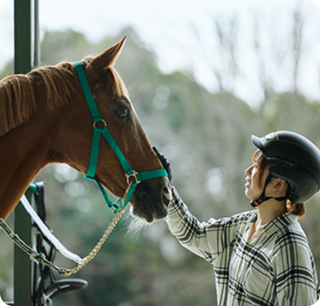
[1,0,320,305]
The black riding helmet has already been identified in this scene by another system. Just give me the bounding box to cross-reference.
[250,131,320,207]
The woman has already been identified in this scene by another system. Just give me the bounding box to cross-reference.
[154,131,320,306]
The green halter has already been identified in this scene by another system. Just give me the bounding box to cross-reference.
[73,61,167,214]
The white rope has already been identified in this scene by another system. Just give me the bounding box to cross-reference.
[43,294,53,306]
[20,195,83,264]
[0,184,130,276]
[0,206,127,276]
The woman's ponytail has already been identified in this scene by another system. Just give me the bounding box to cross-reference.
[287,200,306,218]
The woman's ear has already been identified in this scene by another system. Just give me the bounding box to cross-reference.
[273,178,287,191]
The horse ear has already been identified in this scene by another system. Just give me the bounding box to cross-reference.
[89,36,126,71]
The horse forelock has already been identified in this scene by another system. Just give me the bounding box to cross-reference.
[97,66,143,153]
[110,72,147,156]
[104,66,128,98]
[0,62,80,136]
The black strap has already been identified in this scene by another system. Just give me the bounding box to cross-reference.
[34,181,46,222]
[250,174,287,207]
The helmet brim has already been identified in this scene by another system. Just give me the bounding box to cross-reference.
[251,135,263,151]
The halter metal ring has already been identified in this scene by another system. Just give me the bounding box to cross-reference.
[93,119,107,128]
[126,171,141,185]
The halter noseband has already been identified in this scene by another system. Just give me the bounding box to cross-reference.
[73,61,167,214]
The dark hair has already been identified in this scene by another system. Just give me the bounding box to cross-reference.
[252,149,306,218]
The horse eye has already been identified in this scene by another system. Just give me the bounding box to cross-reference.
[117,108,129,118]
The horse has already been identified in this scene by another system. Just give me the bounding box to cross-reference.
[0,36,171,223]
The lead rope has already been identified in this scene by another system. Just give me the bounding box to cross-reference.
[61,201,128,276]
[0,183,131,276]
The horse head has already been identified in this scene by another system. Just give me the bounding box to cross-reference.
[55,37,171,223]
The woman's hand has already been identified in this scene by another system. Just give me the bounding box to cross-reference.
[153,146,173,185]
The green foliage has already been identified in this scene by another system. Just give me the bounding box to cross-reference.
[1,27,320,306]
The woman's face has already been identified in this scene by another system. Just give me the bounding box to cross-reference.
[245,161,270,200]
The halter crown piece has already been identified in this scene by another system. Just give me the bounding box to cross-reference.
[73,61,168,214]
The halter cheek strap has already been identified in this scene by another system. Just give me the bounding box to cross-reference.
[73,61,168,214]
[250,174,287,208]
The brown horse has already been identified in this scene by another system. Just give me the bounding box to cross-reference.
[0,37,170,223]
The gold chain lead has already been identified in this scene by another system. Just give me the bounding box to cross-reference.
[61,204,128,276]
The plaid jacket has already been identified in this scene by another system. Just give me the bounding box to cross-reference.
[167,187,320,306]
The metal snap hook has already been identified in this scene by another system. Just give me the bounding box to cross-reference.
[126,171,141,185]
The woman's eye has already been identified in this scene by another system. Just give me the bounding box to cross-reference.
[117,108,129,118]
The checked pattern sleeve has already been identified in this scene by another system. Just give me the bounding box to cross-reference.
[166,187,252,263]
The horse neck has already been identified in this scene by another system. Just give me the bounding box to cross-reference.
[0,92,62,220]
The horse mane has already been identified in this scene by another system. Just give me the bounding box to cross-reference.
[0,59,129,137]
[0,62,78,136]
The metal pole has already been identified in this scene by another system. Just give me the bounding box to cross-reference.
[14,0,32,74]
[34,0,40,68]
[13,193,33,306]
[14,0,33,305]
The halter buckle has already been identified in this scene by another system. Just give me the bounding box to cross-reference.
[126,171,141,185]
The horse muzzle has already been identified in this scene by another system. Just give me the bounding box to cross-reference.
[130,178,171,223]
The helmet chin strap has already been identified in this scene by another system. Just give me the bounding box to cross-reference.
[250,174,287,208]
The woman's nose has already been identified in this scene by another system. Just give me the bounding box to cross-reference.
[245,164,253,176]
